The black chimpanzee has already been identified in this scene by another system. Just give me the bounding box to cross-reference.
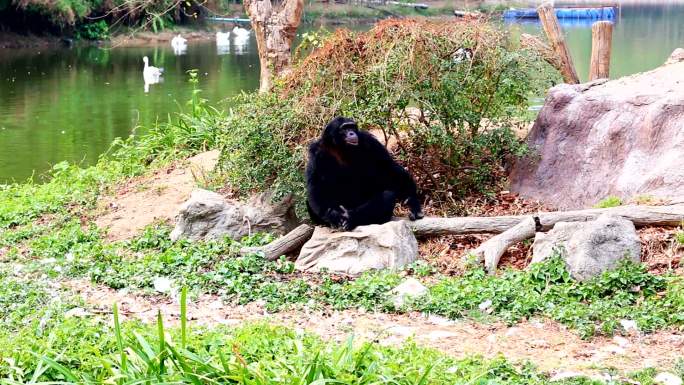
[306,116,423,230]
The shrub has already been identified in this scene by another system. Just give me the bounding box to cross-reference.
[219,19,557,214]
[74,20,109,40]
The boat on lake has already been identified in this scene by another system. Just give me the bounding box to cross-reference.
[503,6,617,20]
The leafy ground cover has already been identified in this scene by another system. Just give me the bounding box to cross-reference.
[4,219,684,339]
[1,271,682,384]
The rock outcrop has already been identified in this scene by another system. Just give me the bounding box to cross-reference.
[510,49,684,209]
[295,221,418,275]
[170,189,297,241]
[531,214,641,281]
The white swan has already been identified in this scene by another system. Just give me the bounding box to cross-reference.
[142,56,163,93]
[216,31,231,46]
[232,26,250,37]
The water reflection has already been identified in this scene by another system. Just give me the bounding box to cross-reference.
[233,34,250,55]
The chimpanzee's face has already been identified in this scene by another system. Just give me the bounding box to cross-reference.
[323,117,360,148]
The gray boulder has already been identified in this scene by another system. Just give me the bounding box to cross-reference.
[295,221,418,275]
[170,189,297,241]
[532,214,641,281]
[510,49,684,209]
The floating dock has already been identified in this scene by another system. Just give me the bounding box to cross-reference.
[503,6,616,20]
[206,17,251,23]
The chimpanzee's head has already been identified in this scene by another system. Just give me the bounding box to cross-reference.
[322,117,359,148]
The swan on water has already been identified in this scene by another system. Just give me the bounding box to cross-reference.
[216,31,231,46]
[142,56,163,93]
[171,34,187,55]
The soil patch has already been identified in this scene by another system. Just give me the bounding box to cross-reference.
[64,278,684,378]
[110,29,217,48]
[95,150,219,241]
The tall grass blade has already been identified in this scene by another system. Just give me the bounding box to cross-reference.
[113,303,128,373]
[157,310,166,376]
[36,355,79,383]
[180,286,187,350]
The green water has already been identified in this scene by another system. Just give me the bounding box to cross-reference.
[0,39,260,183]
[1,4,683,183]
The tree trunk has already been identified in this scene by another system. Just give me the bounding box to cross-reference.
[244,0,304,93]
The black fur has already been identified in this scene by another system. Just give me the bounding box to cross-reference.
[306,117,423,230]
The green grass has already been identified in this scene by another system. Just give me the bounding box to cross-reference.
[0,85,681,382]
[0,274,670,384]
[676,230,684,245]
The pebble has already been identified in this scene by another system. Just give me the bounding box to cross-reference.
[620,319,639,333]
[654,372,683,385]
[612,335,630,347]
[152,276,174,294]
[478,299,493,311]
[550,371,585,382]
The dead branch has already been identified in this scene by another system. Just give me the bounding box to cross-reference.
[239,203,684,262]
[239,224,314,260]
[469,216,538,274]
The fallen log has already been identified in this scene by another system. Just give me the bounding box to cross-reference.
[408,203,684,236]
[239,203,684,261]
[239,224,314,260]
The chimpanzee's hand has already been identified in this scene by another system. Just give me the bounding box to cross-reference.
[407,197,424,221]
[325,206,353,231]
[338,206,354,231]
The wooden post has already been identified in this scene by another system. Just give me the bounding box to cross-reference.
[589,21,613,81]
[537,3,580,84]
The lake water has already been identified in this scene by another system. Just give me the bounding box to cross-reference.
[1,3,683,183]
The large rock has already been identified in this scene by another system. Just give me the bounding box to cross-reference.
[295,221,418,275]
[170,189,297,241]
[510,50,684,209]
[532,214,641,281]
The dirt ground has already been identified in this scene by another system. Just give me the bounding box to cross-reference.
[64,278,684,378]
[95,150,219,241]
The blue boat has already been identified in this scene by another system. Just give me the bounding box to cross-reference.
[503,6,616,20]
